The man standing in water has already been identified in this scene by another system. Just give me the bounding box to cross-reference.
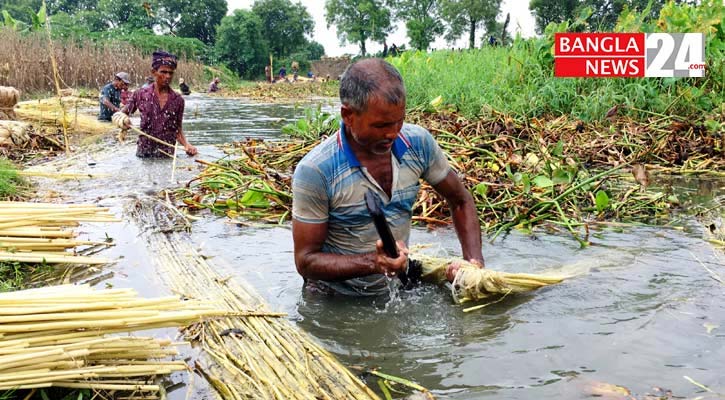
[98,72,129,121]
[292,59,484,296]
[119,51,197,157]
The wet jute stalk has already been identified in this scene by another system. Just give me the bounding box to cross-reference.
[133,199,380,400]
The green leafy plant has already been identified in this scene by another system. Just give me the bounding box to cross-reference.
[282,105,340,140]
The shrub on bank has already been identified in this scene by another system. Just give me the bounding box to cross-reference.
[0,28,206,94]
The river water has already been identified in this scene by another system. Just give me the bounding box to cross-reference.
[33,94,725,399]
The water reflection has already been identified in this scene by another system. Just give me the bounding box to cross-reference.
[182,94,337,145]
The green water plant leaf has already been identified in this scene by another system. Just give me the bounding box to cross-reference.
[595,190,610,212]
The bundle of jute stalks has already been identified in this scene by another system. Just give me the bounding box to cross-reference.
[415,253,566,307]
[0,86,20,120]
[0,120,31,147]
[0,201,120,264]
[0,284,227,392]
[15,97,112,134]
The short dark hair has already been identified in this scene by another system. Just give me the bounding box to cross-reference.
[340,59,406,113]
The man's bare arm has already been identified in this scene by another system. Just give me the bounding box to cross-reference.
[292,219,408,281]
[432,170,484,265]
[102,97,121,113]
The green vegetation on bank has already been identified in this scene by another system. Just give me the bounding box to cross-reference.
[392,0,724,122]
[0,157,27,200]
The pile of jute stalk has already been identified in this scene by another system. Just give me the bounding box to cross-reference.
[0,201,120,264]
[0,284,227,392]
[132,198,380,400]
[415,253,566,312]
[15,97,112,135]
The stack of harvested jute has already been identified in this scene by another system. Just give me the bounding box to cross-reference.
[15,97,112,134]
[0,86,19,120]
[0,284,227,392]
[415,253,566,311]
[0,201,120,265]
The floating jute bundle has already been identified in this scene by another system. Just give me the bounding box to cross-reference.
[415,253,566,304]
[0,86,20,120]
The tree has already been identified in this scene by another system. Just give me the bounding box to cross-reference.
[529,0,667,34]
[306,40,326,60]
[394,0,444,51]
[215,9,269,79]
[155,0,227,44]
[440,0,502,49]
[0,0,42,25]
[529,0,577,34]
[98,0,155,30]
[50,10,107,37]
[325,0,393,56]
[46,0,97,14]
[582,0,665,30]
[251,0,313,57]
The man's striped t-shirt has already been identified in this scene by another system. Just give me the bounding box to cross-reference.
[292,122,451,295]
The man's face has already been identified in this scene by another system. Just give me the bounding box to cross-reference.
[342,96,405,156]
[153,65,175,88]
[114,79,128,91]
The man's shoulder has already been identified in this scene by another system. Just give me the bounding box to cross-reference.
[298,135,338,165]
[401,123,431,139]
[400,123,435,149]
[169,89,184,105]
[101,82,114,93]
[296,135,345,177]
[135,85,153,97]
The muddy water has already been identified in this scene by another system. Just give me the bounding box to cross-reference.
[34,95,724,399]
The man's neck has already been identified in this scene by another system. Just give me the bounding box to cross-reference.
[155,84,170,94]
[344,129,388,164]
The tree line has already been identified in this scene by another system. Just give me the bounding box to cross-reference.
[1,0,674,80]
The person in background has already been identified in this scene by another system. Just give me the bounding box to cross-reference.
[265,65,272,83]
[179,78,191,95]
[118,51,197,158]
[98,72,130,121]
[208,77,221,93]
[291,61,299,82]
[279,66,287,81]
[141,76,154,89]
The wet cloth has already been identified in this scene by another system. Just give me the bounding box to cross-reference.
[152,51,177,70]
[292,122,451,296]
[123,84,184,158]
[98,82,121,121]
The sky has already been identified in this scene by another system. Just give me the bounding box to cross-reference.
[225,0,538,57]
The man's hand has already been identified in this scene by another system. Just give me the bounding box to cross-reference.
[184,143,197,156]
[112,112,131,129]
[374,240,408,277]
[446,258,484,282]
